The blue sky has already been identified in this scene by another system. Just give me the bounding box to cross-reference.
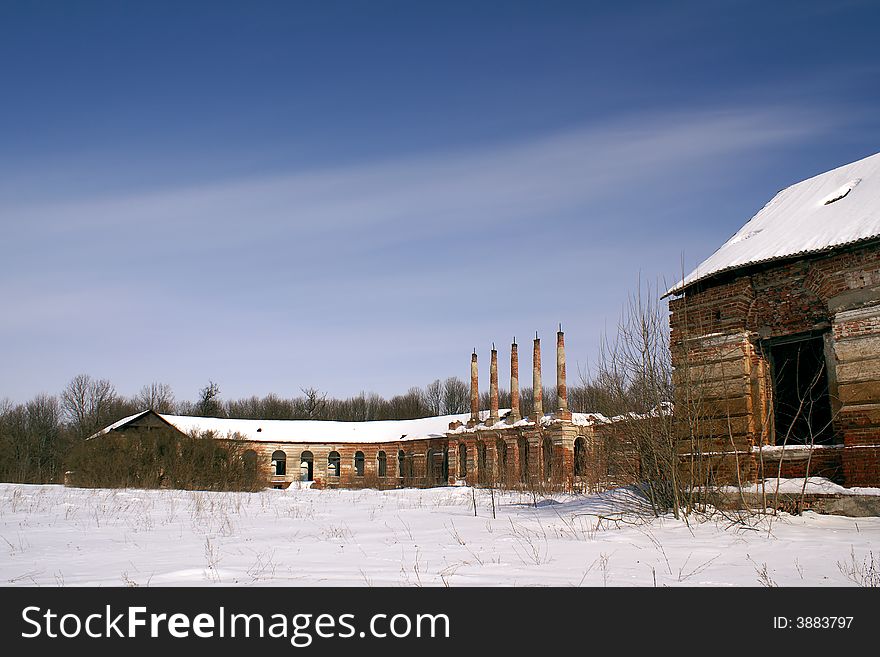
[2,0,880,404]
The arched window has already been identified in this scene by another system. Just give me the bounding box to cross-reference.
[272,450,287,476]
[354,451,365,477]
[211,446,227,478]
[574,437,587,476]
[477,441,488,485]
[518,437,529,483]
[377,451,387,477]
[398,450,406,479]
[542,438,553,481]
[458,443,468,479]
[243,449,257,471]
[328,451,341,477]
[496,438,507,484]
[300,450,314,481]
[243,450,258,484]
[427,448,446,486]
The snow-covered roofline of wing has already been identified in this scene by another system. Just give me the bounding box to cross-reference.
[97,411,483,444]
[91,410,152,437]
[92,404,654,443]
[666,151,880,297]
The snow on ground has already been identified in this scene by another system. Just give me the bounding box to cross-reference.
[0,483,877,587]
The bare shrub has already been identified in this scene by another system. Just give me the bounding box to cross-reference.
[837,548,879,587]
[591,280,683,517]
[67,428,268,491]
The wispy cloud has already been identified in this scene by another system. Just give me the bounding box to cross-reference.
[4,104,830,248]
[0,102,841,400]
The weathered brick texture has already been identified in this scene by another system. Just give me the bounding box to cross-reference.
[670,241,880,487]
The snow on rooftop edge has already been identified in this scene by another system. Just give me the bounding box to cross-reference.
[170,412,485,443]
[666,151,880,297]
[94,411,476,444]
[95,410,150,435]
[92,409,617,443]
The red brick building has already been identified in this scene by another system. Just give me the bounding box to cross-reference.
[666,152,880,487]
[96,331,609,490]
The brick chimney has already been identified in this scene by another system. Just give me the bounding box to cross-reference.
[533,333,543,421]
[488,344,499,425]
[556,325,571,420]
[508,339,521,423]
[469,350,479,426]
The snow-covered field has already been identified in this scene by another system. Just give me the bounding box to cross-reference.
[1,483,877,587]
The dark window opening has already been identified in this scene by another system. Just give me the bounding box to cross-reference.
[574,437,586,476]
[458,443,468,478]
[542,438,553,480]
[300,451,314,481]
[377,451,387,477]
[243,449,257,471]
[767,333,835,445]
[477,441,488,485]
[427,448,445,485]
[606,454,622,477]
[328,451,341,477]
[354,451,365,477]
[496,438,507,483]
[518,437,529,483]
[272,450,287,476]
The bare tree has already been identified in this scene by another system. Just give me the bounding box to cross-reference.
[224,395,261,419]
[388,387,426,418]
[346,392,370,421]
[301,387,328,419]
[594,280,681,517]
[260,393,295,419]
[424,379,443,416]
[61,374,118,438]
[442,377,468,415]
[27,393,62,480]
[196,380,223,417]
[134,382,176,414]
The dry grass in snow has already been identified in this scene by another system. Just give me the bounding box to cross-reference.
[0,483,877,587]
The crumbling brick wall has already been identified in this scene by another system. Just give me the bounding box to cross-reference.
[242,438,450,490]
[669,241,880,487]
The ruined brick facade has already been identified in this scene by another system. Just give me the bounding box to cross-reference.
[669,240,880,487]
[106,411,607,492]
[101,331,614,491]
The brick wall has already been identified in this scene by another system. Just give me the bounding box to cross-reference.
[755,446,844,482]
[242,438,450,490]
[670,242,880,487]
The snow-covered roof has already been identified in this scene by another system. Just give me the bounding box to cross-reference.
[97,410,152,434]
[95,408,620,443]
[95,410,479,444]
[666,151,880,296]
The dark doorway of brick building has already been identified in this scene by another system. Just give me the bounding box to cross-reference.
[427,449,448,486]
[766,332,835,445]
